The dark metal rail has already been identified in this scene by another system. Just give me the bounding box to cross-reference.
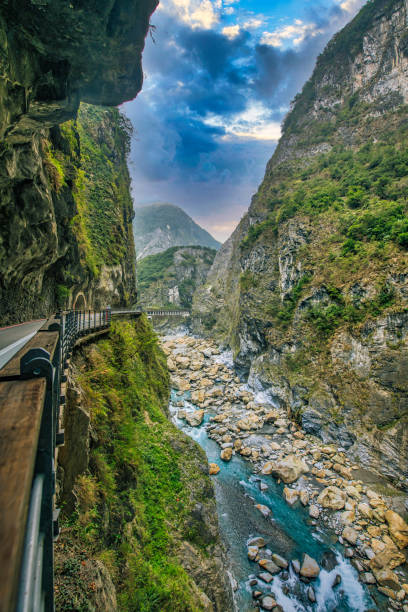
[0,308,112,612]
[144,309,190,317]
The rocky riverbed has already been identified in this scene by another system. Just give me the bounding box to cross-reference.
[161,334,408,612]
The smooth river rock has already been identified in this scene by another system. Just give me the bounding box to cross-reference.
[342,526,358,545]
[271,553,288,569]
[300,554,320,579]
[209,463,220,475]
[261,595,277,610]
[283,487,299,506]
[309,505,320,519]
[220,447,233,461]
[317,486,347,510]
[256,504,272,518]
[385,510,408,549]
[259,559,281,575]
[185,410,204,427]
[261,454,309,484]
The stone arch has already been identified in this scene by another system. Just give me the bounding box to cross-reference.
[73,292,87,311]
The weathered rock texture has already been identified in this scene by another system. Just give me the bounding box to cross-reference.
[0,0,157,323]
[133,203,220,260]
[193,0,408,489]
[138,245,216,308]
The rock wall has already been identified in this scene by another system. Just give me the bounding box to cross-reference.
[133,203,221,260]
[0,0,157,324]
[193,0,408,489]
[138,246,217,309]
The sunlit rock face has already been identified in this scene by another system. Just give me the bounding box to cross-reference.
[192,0,408,487]
[0,0,157,323]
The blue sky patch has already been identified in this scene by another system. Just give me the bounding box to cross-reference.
[123,0,365,241]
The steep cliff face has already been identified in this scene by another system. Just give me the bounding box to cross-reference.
[0,0,156,323]
[56,317,232,611]
[0,0,157,141]
[134,203,221,261]
[138,246,216,309]
[194,0,408,488]
[0,103,137,322]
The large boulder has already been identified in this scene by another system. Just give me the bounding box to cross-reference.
[259,559,281,575]
[191,390,205,404]
[220,448,232,462]
[371,567,400,590]
[175,355,190,368]
[300,554,320,578]
[171,376,191,392]
[317,486,347,510]
[261,454,309,483]
[185,410,204,427]
[342,526,358,545]
[283,487,299,506]
[237,414,262,431]
[369,547,406,572]
[385,510,408,549]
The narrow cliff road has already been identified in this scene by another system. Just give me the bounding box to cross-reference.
[0,319,46,369]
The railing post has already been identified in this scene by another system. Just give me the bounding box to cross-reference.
[18,348,55,612]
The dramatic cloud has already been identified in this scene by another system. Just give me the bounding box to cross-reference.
[158,0,220,30]
[222,24,240,39]
[124,0,366,241]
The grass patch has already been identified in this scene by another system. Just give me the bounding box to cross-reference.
[56,317,218,611]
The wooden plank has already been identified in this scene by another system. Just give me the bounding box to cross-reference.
[0,378,46,612]
[0,331,59,378]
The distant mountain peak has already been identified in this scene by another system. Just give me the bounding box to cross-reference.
[133,203,221,260]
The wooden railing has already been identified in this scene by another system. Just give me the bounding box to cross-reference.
[0,308,118,612]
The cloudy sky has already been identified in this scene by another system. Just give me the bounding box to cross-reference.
[123,0,365,242]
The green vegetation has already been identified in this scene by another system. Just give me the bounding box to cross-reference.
[138,246,216,308]
[268,275,312,328]
[241,217,277,249]
[308,283,396,336]
[55,317,217,611]
[46,104,135,281]
[42,139,66,192]
[138,248,180,290]
[56,284,70,308]
[238,137,408,337]
[241,140,408,253]
[283,0,399,135]
[239,270,258,292]
[74,104,134,272]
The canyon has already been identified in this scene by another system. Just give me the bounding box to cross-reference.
[193,0,408,494]
[0,0,408,610]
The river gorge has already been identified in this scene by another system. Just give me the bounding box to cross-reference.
[162,331,408,612]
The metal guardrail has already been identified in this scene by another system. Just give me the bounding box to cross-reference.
[144,309,190,317]
[0,308,112,612]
